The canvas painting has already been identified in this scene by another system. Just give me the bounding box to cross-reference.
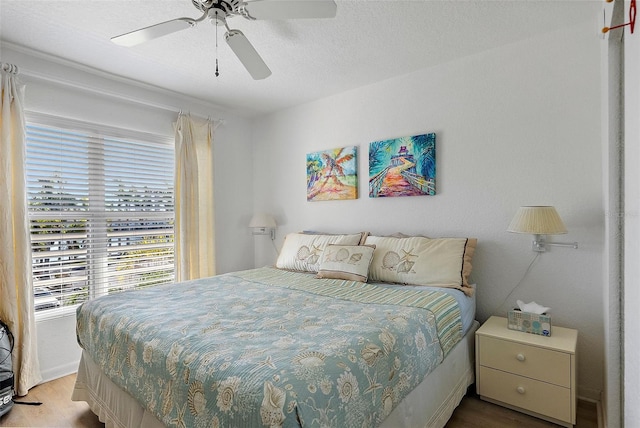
[306,146,358,201]
[369,133,436,198]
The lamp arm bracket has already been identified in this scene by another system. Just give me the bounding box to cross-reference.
[546,241,579,249]
[251,227,276,240]
[532,234,578,252]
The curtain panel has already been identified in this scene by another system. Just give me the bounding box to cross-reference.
[174,114,220,281]
[0,63,42,396]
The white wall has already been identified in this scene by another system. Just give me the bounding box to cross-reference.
[2,45,256,382]
[252,21,604,399]
[624,5,640,425]
[601,1,624,425]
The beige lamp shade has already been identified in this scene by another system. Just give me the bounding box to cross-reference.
[507,206,568,235]
[249,213,276,229]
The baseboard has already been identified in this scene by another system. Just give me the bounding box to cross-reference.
[578,385,602,403]
[577,393,605,428]
[38,360,80,385]
[597,399,606,428]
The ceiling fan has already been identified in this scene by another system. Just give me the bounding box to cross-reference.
[111,0,337,80]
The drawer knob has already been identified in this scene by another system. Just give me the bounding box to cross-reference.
[517,386,526,394]
[516,353,526,362]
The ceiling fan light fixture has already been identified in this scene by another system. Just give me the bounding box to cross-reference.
[208,8,228,26]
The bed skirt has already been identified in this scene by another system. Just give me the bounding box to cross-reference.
[72,320,479,428]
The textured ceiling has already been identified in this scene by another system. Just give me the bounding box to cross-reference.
[0,0,600,117]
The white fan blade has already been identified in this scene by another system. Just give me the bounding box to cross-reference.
[112,18,195,47]
[225,30,272,80]
[244,0,337,20]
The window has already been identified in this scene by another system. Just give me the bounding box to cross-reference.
[25,113,175,314]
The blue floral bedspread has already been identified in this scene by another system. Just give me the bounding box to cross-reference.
[76,267,462,428]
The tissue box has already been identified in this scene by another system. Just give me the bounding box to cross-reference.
[507,310,551,336]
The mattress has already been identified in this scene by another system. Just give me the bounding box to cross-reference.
[74,267,472,427]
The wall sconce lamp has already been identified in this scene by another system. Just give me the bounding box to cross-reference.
[249,213,276,240]
[507,206,578,252]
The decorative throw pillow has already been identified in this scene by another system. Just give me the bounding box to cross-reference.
[316,244,376,282]
[276,233,363,273]
[364,235,477,296]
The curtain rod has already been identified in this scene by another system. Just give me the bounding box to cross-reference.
[16,66,225,124]
[1,62,19,74]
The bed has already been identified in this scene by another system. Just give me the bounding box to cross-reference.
[72,233,478,428]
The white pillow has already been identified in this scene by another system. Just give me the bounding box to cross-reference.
[316,244,375,282]
[364,235,476,295]
[276,233,363,272]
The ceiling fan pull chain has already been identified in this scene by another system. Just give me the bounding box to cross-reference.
[215,22,220,77]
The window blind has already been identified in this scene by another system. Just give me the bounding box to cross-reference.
[25,114,175,313]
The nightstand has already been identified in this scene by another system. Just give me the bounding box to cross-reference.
[475,316,578,427]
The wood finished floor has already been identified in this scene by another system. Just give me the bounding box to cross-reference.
[0,374,598,428]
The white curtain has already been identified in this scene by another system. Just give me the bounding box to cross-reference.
[174,114,220,281]
[0,63,42,396]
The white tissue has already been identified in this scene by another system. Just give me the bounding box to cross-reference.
[516,300,550,315]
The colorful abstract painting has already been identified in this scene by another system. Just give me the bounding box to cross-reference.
[369,133,436,198]
[306,146,358,201]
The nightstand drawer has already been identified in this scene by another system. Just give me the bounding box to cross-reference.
[478,335,570,387]
[478,366,572,423]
